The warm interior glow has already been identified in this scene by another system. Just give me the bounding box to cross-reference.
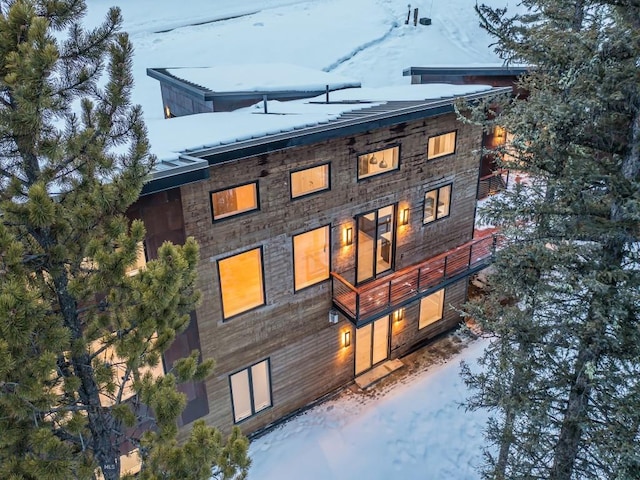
[218,248,265,318]
[211,183,258,220]
[125,241,146,276]
[419,290,445,329]
[291,164,329,198]
[120,449,141,477]
[427,131,456,159]
[356,205,394,283]
[293,226,330,290]
[91,334,163,406]
[424,185,451,224]
[355,317,390,375]
[357,146,399,179]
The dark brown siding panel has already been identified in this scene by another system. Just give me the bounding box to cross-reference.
[127,189,209,426]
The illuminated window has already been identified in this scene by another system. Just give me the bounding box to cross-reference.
[291,164,330,198]
[357,146,399,180]
[125,241,147,276]
[218,248,265,319]
[293,226,330,291]
[419,289,445,329]
[210,182,259,221]
[229,359,272,423]
[423,184,452,224]
[427,131,456,160]
[91,334,164,406]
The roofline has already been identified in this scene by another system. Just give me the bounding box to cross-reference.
[147,68,209,100]
[402,66,533,77]
[189,87,512,164]
[141,155,210,196]
[146,67,361,102]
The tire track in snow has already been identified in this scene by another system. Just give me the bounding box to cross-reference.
[323,20,400,73]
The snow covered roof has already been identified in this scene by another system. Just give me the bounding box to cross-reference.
[142,83,511,195]
[152,63,361,95]
[402,65,532,77]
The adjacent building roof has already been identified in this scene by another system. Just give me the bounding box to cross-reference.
[402,65,532,78]
[147,63,361,100]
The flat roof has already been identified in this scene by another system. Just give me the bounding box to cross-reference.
[142,83,512,195]
[403,65,532,77]
[147,64,361,100]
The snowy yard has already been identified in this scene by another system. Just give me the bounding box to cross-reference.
[248,336,490,480]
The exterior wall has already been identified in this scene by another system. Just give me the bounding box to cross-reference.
[160,83,214,118]
[179,111,484,434]
[126,189,209,427]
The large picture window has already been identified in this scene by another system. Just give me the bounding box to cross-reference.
[357,146,399,180]
[210,182,258,221]
[423,184,452,224]
[218,248,265,319]
[291,164,330,198]
[419,289,445,329]
[427,131,456,160]
[293,226,330,291]
[229,359,272,423]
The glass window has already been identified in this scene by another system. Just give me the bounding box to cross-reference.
[291,164,330,198]
[293,226,330,291]
[230,359,272,423]
[91,334,164,406]
[125,241,147,276]
[419,289,445,329]
[427,131,456,160]
[211,182,258,221]
[423,184,452,224]
[218,248,265,319]
[357,146,399,180]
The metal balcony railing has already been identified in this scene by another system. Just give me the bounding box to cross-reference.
[331,231,497,325]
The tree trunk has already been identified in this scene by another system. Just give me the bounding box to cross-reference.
[53,271,122,480]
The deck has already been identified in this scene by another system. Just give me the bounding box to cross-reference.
[331,230,497,326]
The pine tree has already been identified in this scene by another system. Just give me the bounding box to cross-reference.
[462,1,640,479]
[0,1,250,479]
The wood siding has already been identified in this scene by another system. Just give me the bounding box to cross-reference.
[178,111,483,434]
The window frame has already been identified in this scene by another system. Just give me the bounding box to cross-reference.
[418,289,446,330]
[228,358,273,424]
[289,162,331,200]
[292,224,332,292]
[427,130,457,160]
[209,181,260,223]
[423,183,453,225]
[216,246,266,321]
[356,144,401,181]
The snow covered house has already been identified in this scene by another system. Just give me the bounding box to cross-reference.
[129,64,507,436]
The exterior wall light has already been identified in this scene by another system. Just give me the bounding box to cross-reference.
[393,308,404,323]
[343,330,351,348]
[343,226,353,246]
[400,208,410,226]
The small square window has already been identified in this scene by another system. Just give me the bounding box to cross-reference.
[357,146,399,180]
[291,164,330,199]
[211,182,259,221]
[427,131,456,160]
[424,184,452,224]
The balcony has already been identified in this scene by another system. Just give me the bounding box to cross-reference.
[331,230,497,326]
[477,169,509,199]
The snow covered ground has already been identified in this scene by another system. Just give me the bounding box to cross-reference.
[79,1,515,477]
[84,0,517,125]
[248,337,490,479]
